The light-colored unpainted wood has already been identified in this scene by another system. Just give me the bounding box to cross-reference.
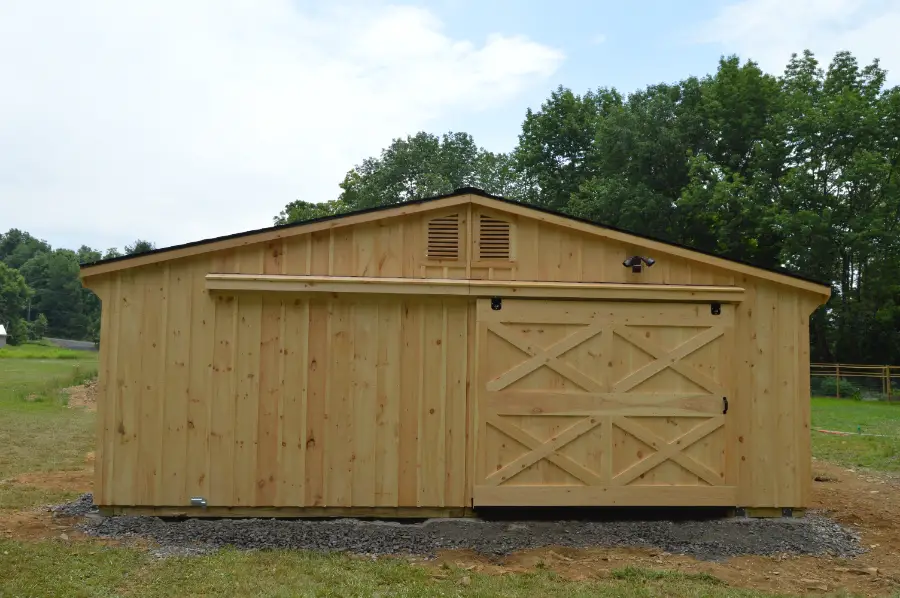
[375,302,401,506]
[186,258,213,503]
[205,273,746,303]
[88,197,827,512]
[279,296,308,506]
[94,279,114,505]
[160,263,191,505]
[474,298,736,507]
[102,505,476,518]
[473,485,738,507]
[113,270,141,505]
[305,299,327,506]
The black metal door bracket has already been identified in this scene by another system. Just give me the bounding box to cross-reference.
[711,302,722,315]
[491,297,502,311]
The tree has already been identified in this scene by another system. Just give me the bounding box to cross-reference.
[773,51,900,362]
[75,246,103,338]
[275,199,348,225]
[276,132,527,224]
[515,86,622,210]
[76,245,102,265]
[0,262,32,345]
[28,313,49,341]
[268,49,900,365]
[337,132,522,212]
[19,250,88,340]
[0,229,51,269]
[125,240,156,255]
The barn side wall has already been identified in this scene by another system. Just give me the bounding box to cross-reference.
[88,204,821,509]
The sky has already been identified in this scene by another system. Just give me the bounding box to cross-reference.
[2,0,899,253]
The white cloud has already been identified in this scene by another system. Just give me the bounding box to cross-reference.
[698,0,900,81]
[0,1,563,250]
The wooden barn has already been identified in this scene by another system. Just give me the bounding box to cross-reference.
[80,188,831,517]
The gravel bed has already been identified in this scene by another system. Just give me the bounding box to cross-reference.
[58,494,862,561]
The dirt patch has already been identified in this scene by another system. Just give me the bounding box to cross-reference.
[0,508,86,542]
[426,461,900,597]
[5,460,900,596]
[431,546,892,595]
[8,469,93,493]
[64,379,97,410]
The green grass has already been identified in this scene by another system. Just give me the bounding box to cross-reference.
[811,397,900,472]
[2,358,898,596]
[0,342,91,360]
[0,542,787,598]
[0,356,98,507]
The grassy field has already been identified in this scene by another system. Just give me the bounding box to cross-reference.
[0,341,89,360]
[0,354,98,508]
[0,542,776,598]
[2,357,899,596]
[811,397,900,472]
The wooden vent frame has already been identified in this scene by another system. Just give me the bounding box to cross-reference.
[426,213,461,260]
[478,214,512,260]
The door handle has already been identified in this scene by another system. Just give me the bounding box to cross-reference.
[723,396,729,415]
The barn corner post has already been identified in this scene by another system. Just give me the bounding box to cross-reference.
[80,274,108,505]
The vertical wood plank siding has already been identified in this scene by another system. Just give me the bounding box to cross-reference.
[90,205,821,509]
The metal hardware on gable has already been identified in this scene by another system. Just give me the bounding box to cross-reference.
[190,497,208,508]
[622,255,656,274]
[491,297,502,311]
[722,396,729,415]
[711,302,722,315]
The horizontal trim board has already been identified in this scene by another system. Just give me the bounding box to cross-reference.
[473,485,738,507]
[100,506,476,518]
[484,392,725,415]
[206,274,746,302]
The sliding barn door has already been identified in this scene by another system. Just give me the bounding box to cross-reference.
[473,298,737,507]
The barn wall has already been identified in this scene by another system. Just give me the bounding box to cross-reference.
[92,245,470,507]
[89,202,821,509]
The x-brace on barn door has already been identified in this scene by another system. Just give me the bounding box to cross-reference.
[473,298,738,507]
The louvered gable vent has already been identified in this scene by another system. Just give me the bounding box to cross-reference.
[478,214,511,260]
[427,214,460,260]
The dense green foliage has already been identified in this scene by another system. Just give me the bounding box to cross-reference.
[3,49,897,364]
[0,231,156,344]
[278,50,900,365]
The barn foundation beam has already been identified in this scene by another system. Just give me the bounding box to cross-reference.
[733,507,807,518]
[99,506,478,519]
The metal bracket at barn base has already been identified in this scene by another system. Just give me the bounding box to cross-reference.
[735,507,797,518]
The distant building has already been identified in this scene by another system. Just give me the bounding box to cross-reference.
[0,324,7,348]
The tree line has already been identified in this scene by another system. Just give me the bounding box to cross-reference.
[3,50,896,365]
[277,50,900,366]
[0,235,155,344]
